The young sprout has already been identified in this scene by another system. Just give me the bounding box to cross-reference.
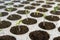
[16,19,22,31]
[54,6,58,12]
[35,11,40,15]
[7,7,13,12]
[25,9,29,21]
[43,13,46,26]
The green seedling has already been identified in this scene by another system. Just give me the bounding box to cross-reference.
[7,7,13,12]
[35,11,40,15]
[43,13,46,26]
[25,9,29,21]
[16,19,22,31]
[54,6,59,12]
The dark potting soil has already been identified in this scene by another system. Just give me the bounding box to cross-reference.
[29,30,50,40]
[58,27,60,32]
[47,0,53,1]
[17,10,30,14]
[22,18,37,25]
[0,20,11,29]
[31,3,40,6]
[14,4,24,7]
[30,12,43,18]
[38,22,55,30]
[7,14,21,20]
[5,7,17,12]
[27,0,34,1]
[0,1,4,3]
[45,15,60,21]
[4,2,14,5]
[0,12,8,17]
[55,0,60,2]
[53,36,60,40]
[42,4,52,8]
[21,1,30,4]
[0,6,6,9]
[37,8,48,12]
[12,1,20,2]
[50,10,60,15]
[46,2,55,5]
[0,35,16,40]
[24,6,35,10]
[36,1,44,3]
[10,25,29,35]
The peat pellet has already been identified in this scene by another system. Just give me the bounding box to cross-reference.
[0,6,6,9]
[17,10,30,14]
[36,1,44,3]
[10,25,29,35]
[46,2,55,5]
[14,4,24,7]
[27,0,34,1]
[30,12,43,18]
[38,22,55,30]
[21,1,30,4]
[24,6,35,10]
[58,27,60,32]
[29,30,50,40]
[42,4,52,8]
[0,35,16,40]
[50,10,60,15]
[5,7,17,12]
[31,3,40,6]
[7,14,21,20]
[45,15,60,21]
[0,12,8,17]
[12,1,20,2]
[0,20,11,29]
[53,36,60,40]
[22,18,37,25]
[37,8,48,12]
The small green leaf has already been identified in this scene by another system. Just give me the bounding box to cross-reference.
[16,19,22,25]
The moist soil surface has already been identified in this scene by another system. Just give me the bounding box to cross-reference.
[22,18,37,25]
[53,36,60,40]
[24,6,35,10]
[36,1,44,3]
[14,4,24,7]
[0,20,11,29]
[0,6,6,9]
[10,25,29,35]
[31,3,40,6]
[5,7,17,12]
[29,30,50,40]
[37,8,48,12]
[45,15,60,21]
[27,0,34,1]
[21,1,30,4]
[0,12,8,17]
[0,35,16,40]
[50,10,60,15]
[17,10,30,14]
[46,2,55,5]
[55,0,60,2]
[30,12,43,18]
[42,4,52,8]
[12,1,20,2]
[7,14,21,20]
[38,22,56,30]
